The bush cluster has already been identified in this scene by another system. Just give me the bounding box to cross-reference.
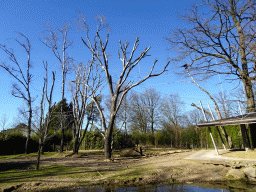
[0,124,246,155]
[0,130,38,155]
[0,128,73,155]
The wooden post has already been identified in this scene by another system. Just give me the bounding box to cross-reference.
[240,124,251,150]
[139,147,143,156]
[200,101,219,155]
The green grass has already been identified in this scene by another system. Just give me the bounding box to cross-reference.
[149,171,158,175]
[0,164,146,190]
[145,148,186,152]
[167,167,182,171]
[0,165,91,189]
[0,165,66,188]
[0,151,62,161]
[145,148,171,152]
[106,166,146,182]
[227,174,235,179]
[193,180,256,191]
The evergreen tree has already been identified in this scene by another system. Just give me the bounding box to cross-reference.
[46,98,74,145]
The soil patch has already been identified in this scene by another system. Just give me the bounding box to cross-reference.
[1,149,256,191]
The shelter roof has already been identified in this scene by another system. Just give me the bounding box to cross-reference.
[196,112,256,127]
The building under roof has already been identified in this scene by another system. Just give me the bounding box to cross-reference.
[197,112,256,127]
[197,112,256,150]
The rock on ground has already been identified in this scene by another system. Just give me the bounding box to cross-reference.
[243,167,256,178]
[226,169,245,179]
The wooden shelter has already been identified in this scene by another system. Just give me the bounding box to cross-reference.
[197,112,256,150]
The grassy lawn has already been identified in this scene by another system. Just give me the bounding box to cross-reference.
[145,148,172,152]
[0,148,190,161]
[0,152,61,161]
[0,148,187,190]
[0,160,146,190]
[0,165,73,189]
[0,150,116,161]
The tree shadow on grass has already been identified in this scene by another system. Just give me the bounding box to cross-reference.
[0,160,36,171]
[0,166,108,185]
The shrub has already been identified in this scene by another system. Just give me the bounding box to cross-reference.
[120,148,140,157]
[2,130,26,155]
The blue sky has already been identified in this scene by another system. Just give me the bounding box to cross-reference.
[0,0,243,128]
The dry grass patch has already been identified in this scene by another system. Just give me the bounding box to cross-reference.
[221,150,256,159]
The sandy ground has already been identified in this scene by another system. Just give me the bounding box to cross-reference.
[1,149,256,191]
[185,149,256,162]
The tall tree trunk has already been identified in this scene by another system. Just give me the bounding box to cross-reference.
[25,100,32,154]
[105,135,112,159]
[40,143,45,155]
[60,78,65,153]
[105,117,115,159]
[243,78,255,113]
[25,132,30,154]
[60,127,64,153]
[36,141,42,170]
[73,137,78,154]
[230,1,255,113]
[73,133,79,154]
[151,116,154,134]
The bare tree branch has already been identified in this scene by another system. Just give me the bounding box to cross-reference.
[0,33,33,154]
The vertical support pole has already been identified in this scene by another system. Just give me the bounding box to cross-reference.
[208,127,219,155]
[199,101,219,155]
[208,104,226,150]
[200,101,207,122]
[238,101,243,117]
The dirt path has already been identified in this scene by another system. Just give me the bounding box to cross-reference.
[185,149,256,162]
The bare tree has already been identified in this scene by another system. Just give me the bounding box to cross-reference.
[232,85,247,114]
[183,65,230,148]
[104,90,130,133]
[129,92,149,133]
[0,33,33,154]
[42,22,73,153]
[70,62,104,154]
[187,109,205,126]
[161,94,184,148]
[36,61,56,170]
[214,91,235,118]
[141,88,162,134]
[117,93,130,134]
[74,13,170,159]
[0,113,10,132]
[166,0,256,113]
[183,65,223,119]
